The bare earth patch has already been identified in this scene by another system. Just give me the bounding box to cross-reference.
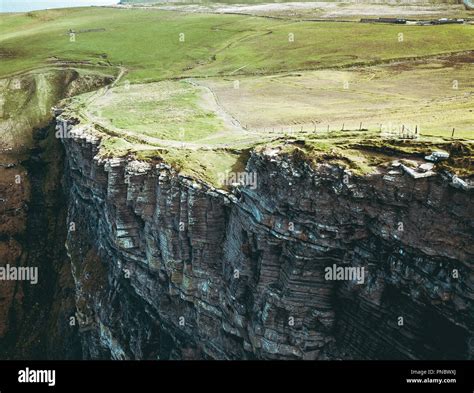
[119,1,472,20]
[199,56,474,138]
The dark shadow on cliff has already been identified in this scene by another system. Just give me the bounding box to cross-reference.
[0,122,81,359]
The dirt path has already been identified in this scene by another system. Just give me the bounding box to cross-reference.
[187,79,246,132]
[81,76,276,150]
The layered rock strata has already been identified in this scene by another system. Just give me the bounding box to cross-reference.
[61,120,473,360]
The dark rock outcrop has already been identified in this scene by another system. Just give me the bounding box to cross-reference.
[0,70,113,359]
[60,121,473,360]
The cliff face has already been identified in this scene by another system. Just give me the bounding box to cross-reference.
[61,121,473,360]
[0,70,113,359]
[0,121,80,359]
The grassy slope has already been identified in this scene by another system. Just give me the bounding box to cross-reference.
[86,81,224,141]
[1,8,474,82]
[1,7,472,185]
[201,61,474,138]
[0,68,113,150]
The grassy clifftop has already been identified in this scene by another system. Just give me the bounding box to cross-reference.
[1,6,472,187]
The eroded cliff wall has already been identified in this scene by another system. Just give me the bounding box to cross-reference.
[0,70,113,358]
[60,121,473,360]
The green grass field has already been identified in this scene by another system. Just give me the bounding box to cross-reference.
[1,6,472,186]
[1,7,474,81]
[87,81,223,141]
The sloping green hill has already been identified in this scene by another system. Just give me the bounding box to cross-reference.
[1,7,473,82]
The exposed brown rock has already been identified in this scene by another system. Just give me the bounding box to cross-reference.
[60,119,473,360]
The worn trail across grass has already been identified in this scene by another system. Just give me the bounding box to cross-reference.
[1,6,472,187]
